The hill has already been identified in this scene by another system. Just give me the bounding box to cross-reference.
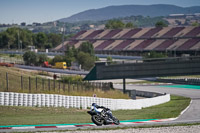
[58,4,200,22]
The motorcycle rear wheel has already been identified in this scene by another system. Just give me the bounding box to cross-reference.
[91,115,104,126]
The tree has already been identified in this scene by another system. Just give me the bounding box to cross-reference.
[47,33,62,47]
[23,51,38,65]
[105,20,125,29]
[107,56,113,62]
[34,32,48,48]
[77,52,95,70]
[155,21,168,27]
[78,42,94,56]
[191,22,200,27]
[44,43,53,49]
[63,46,77,66]
[125,22,134,28]
[37,54,48,66]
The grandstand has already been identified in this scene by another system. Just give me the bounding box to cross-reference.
[54,26,200,56]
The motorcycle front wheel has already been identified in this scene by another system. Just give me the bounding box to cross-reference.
[91,115,104,126]
[113,117,120,125]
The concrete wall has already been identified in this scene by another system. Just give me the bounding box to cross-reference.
[0,92,170,110]
[93,57,200,80]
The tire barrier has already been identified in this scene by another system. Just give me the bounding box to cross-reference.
[0,92,170,110]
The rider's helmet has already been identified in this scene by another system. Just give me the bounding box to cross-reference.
[92,103,97,107]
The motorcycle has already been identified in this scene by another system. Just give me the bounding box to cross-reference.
[87,105,120,126]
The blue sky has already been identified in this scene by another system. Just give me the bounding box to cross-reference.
[0,0,200,24]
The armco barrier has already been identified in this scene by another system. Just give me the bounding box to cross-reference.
[0,92,170,110]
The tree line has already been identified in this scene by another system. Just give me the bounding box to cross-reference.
[105,19,168,29]
[23,41,97,70]
[0,27,63,49]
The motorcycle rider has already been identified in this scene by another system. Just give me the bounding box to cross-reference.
[91,103,113,119]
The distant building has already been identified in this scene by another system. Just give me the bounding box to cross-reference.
[32,22,41,26]
[89,25,95,28]
[20,22,26,26]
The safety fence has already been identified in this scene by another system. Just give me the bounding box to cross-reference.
[0,72,112,94]
[0,92,170,110]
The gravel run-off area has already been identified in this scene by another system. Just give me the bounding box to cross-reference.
[56,125,200,133]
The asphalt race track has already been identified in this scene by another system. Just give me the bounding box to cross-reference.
[15,64,89,75]
[1,84,199,132]
[114,84,200,122]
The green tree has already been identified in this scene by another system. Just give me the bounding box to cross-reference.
[34,32,48,48]
[155,21,168,27]
[78,42,94,56]
[23,51,38,65]
[64,46,77,66]
[0,27,33,49]
[107,56,113,62]
[125,22,134,28]
[44,43,53,49]
[77,52,95,70]
[37,54,48,66]
[19,29,33,48]
[105,20,125,29]
[1,32,14,49]
[191,22,200,27]
[47,33,62,47]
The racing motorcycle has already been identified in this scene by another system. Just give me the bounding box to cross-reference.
[87,103,120,126]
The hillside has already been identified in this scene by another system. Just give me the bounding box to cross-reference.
[59,4,200,22]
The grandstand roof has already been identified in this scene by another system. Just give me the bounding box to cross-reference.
[54,26,200,52]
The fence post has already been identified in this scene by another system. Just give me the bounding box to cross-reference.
[29,77,31,93]
[54,79,55,92]
[21,75,23,91]
[81,82,83,91]
[63,80,65,92]
[72,82,75,91]
[42,78,44,91]
[92,82,95,91]
[77,82,79,91]
[59,81,60,93]
[48,79,50,91]
[68,81,70,90]
[36,77,37,91]
[6,72,8,91]
[88,81,90,90]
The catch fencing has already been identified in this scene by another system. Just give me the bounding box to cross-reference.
[0,92,170,110]
[0,72,112,94]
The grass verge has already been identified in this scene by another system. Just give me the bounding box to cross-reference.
[0,95,190,126]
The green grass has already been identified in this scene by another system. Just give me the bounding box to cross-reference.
[114,95,190,120]
[0,95,190,126]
